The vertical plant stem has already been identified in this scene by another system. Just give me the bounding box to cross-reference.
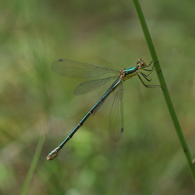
[133,0,195,183]
[20,135,45,195]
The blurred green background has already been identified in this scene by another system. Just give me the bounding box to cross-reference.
[1,0,195,194]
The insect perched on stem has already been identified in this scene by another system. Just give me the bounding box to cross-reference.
[46,58,161,160]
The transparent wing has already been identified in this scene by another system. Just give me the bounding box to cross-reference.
[91,77,120,115]
[109,84,124,141]
[51,59,118,78]
[73,76,117,95]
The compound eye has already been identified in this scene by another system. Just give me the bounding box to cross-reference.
[141,61,145,67]
[141,61,147,68]
[136,58,142,65]
[136,58,146,69]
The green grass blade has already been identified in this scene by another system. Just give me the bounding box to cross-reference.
[133,0,195,183]
[20,135,45,195]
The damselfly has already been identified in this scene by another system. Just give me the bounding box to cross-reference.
[46,58,161,160]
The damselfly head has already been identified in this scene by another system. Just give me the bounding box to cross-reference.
[136,58,147,69]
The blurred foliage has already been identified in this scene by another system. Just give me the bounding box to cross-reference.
[0,0,195,195]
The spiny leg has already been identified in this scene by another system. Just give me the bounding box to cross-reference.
[141,69,156,77]
[141,60,162,82]
[143,61,159,71]
[140,72,157,82]
[137,74,161,89]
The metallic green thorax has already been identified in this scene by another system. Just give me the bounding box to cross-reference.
[123,66,138,81]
